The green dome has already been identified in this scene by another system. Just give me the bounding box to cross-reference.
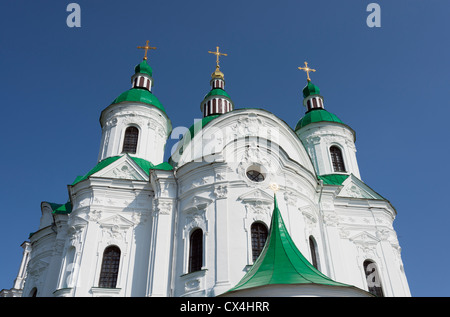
[303,81,320,98]
[111,88,165,112]
[134,60,153,76]
[203,88,231,100]
[295,109,343,131]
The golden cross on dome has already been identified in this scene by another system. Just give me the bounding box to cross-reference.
[298,61,316,82]
[137,40,156,60]
[208,46,227,68]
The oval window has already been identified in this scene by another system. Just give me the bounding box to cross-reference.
[246,165,266,182]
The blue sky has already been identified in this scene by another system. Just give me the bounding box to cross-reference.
[0,0,449,296]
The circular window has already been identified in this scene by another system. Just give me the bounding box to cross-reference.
[246,165,266,183]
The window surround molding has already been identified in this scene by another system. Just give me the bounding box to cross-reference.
[328,144,347,173]
[90,287,122,297]
[183,220,208,275]
[94,214,134,290]
[121,125,141,154]
[239,189,272,265]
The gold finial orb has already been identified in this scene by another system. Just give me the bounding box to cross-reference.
[211,66,224,79]
[269,183,280,193]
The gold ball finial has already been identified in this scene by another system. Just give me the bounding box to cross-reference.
[269,183,280,193]
[211,65,224,79]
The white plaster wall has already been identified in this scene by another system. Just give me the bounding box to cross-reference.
[18,107,411,298]
[98,103,171,165]
[296,122,361,179]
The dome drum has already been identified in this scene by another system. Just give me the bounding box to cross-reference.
[304,95,324,112]
[202,96,233,117]
[131,73,153,91]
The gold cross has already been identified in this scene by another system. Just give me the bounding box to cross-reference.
[208,46,227,68]
[298,61,316,82]
[137,40,156,60]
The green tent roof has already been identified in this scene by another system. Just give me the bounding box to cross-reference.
[111,88,165,113]
[226,195,355,294]
[295,109,343,131]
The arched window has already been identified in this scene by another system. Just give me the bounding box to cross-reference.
[29,288,37,297]
[309,236,320,270]
[99,246,121,288]
[363,260,384,297]
[330,146,346,172]
[122,126,139,154]
[251,222,268,262]
[189,229,203,273]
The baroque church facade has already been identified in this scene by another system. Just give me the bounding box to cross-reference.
[1,44,411,297]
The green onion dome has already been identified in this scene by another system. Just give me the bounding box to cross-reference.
[110,59,165,112]
[295,109,343,131]
[303,81,321,98]
[203,88,232,100]
[134,60,153,76]
[111,88,165,113]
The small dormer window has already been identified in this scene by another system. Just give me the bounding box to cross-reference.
[122,126,139,154]
[330,146,346,172]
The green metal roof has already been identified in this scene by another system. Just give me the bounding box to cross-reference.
[318,174,387,201]
[152,162,174,171]
[51,201,72,215]
[134,60,153,76]
[203,88,231,100]
[130,156,154,174]
[226,195,355,294]
[303,81,321,98]
[44,201,73,215]
[295,109,343,131]
[72,156,121,185]
[111,88,165,113]
[71,154,173,185]
[318,174,350,185]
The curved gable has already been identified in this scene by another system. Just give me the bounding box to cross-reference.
[171,109,316,176]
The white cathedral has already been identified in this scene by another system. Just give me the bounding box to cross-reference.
[1,44,411,297]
